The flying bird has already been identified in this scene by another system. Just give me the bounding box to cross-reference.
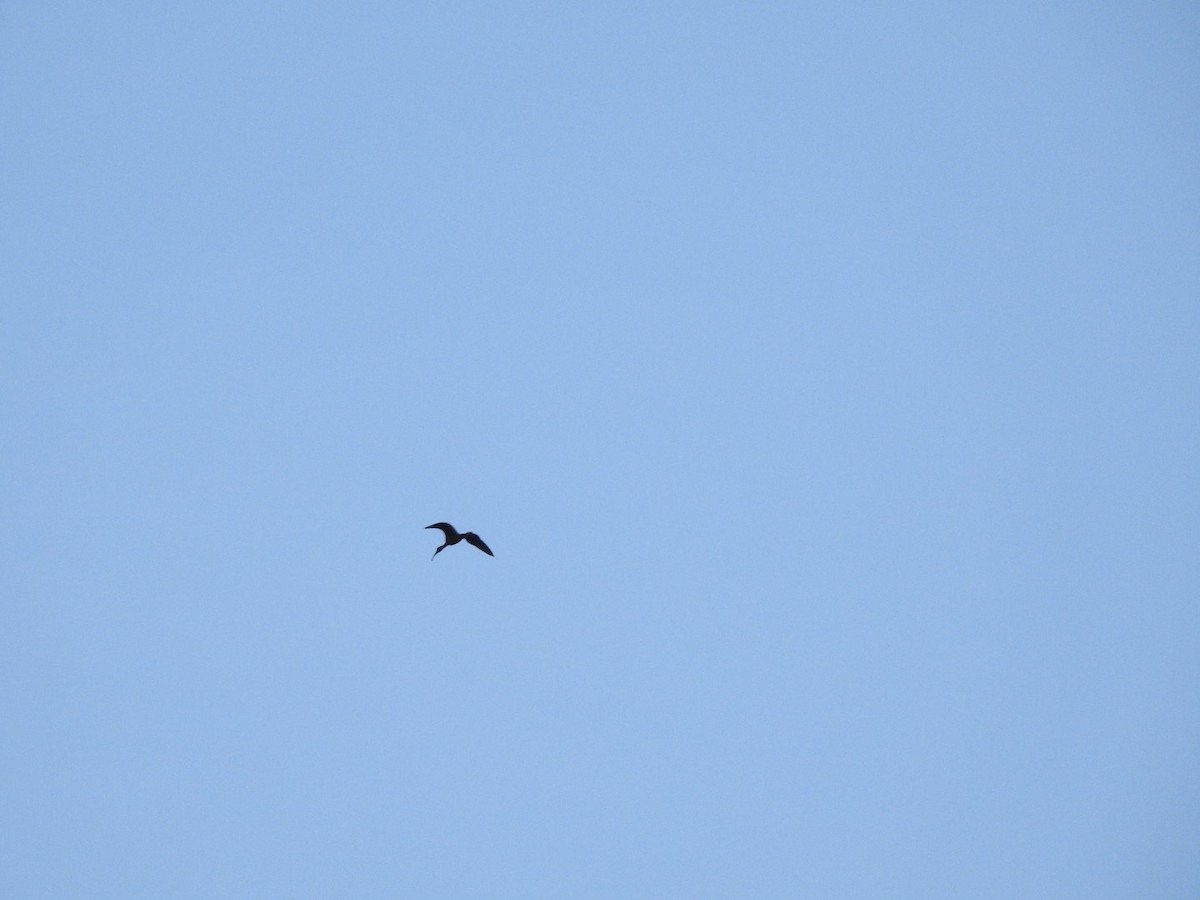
[426,522,494,560]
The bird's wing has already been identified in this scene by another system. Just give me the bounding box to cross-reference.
[463,533,494,556]
[426,522,457,538]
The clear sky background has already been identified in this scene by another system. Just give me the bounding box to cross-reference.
[2,2,1197,897]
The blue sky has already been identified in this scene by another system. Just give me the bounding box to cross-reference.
[3,2,1198,896]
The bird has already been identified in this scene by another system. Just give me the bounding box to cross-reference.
[425,522,494,560]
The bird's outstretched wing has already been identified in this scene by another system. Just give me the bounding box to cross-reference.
[426,522,457,538]
[463,532,494,556]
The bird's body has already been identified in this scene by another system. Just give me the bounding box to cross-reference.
[426,522,494,559]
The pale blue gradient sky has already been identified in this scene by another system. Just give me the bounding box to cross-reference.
[3,2,1198,897]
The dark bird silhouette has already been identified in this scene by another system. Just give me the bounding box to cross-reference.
[426,522,494,560]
